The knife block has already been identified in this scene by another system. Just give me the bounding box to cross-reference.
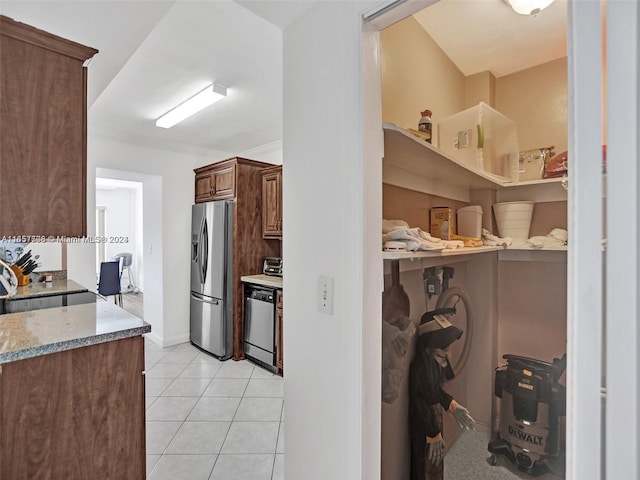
[10,264,30,286]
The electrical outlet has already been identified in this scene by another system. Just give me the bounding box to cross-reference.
[427,277,441,295]
[318,275,334,314]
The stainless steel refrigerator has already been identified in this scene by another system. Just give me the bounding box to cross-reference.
[190,200,234,359]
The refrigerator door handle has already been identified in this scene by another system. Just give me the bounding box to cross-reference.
[201,217,209,284]
[190,292,220,305]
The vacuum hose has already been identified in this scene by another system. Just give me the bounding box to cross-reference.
[435,286,474,376]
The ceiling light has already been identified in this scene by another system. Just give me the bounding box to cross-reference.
[155,83,227,128]
[505,0,555,15]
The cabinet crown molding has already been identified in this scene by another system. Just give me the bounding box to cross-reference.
[0,15,98,62]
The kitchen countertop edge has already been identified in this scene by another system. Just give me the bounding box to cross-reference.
[0,325,151,364]
[11,278,89,299]
[241,274,283,289]
[0,301,151,364]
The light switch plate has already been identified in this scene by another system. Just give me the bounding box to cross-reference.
[318,275,334,314]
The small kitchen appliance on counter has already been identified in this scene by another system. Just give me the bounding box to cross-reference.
[263,257,282,277]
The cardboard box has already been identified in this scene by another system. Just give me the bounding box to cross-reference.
[430,207,453,240]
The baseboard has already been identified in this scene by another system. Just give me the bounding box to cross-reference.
[144,332,163,347]
[143,331,190,348]
[161,332,191,348]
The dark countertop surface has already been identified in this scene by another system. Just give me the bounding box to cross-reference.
[12,278,88,299]
[0,300,150,364]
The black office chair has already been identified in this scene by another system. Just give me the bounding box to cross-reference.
[98,260,122,307]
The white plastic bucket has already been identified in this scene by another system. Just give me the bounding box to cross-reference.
[493,201,534,239]
[457,205,483,238]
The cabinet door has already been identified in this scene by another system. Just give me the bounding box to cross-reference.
[262,169,282,238]
[195,165,236,203]
[195,171,214,203]
[211,165,236,200]
[0,336,145,478]
[0,16,97,237]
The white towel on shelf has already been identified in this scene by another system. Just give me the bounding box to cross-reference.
[482,228,512,247]
[382,226,464,251]
[382,219,410,234]
[527,228,568,249]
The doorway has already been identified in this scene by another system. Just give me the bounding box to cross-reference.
[361,0,613,478]
[378,3,569,479]
[96,176,144,319]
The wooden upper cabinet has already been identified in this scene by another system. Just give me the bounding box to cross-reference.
[211,165,236,200]
[262,165,282,239]
[194,163,237,203]
[194,170,215,203]
[0,15,98,237]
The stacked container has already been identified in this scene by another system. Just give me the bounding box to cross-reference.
[438,102,520,182]
[457,205,483,238]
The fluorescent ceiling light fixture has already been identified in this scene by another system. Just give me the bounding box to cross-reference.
[156,83,227,128]
[504,0,555,15]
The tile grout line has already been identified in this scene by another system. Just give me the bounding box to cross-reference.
[145,345,284,479]
[146,349,204,477]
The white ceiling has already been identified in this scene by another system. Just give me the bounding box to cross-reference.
[1,0,567,156]
[413,0,568,77]
[1,0,290,155]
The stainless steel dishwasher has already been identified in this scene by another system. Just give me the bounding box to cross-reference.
[243,284,277,372]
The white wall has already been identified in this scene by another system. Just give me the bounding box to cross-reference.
[96,188,133,261]
[24,242,62,272]
[283,3,379,478]
[71,133,231,347]
[238,140,283,165]
[604,1,640,477]
[96,184,144,290]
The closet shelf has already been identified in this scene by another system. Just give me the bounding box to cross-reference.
[499,246,567,263]
[382,122,566,202]
[383,245,504,260]
[382,245,568,270]
[506,245,568,251]
[382,246,503,271]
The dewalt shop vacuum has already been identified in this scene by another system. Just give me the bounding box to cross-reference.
[488,353,567,476]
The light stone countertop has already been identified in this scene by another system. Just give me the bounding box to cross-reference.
[241,274,283,289]
[0,301,150,364]
[13,278,88,299]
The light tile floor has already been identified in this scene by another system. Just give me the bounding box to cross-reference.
[144,338,284,480]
